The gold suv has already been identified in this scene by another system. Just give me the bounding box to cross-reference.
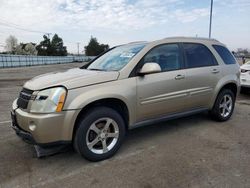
[11,37,240,161]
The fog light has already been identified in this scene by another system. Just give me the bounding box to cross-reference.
[29,124,36,131]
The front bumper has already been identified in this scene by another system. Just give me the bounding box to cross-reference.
[11,99,80,145]
[11,110,36,144]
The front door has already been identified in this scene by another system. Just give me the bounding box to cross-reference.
[136,43,189,122]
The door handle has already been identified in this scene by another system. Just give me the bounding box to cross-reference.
[211,69,220,74]
[175,75,185,80]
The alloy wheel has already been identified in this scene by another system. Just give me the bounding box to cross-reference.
[219,94,233,118]
[86,117,119,154]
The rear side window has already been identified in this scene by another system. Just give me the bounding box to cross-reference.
[213,45,236,65]
[183,43,217,68]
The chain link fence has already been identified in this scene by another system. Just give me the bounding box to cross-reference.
[0,54,95,68]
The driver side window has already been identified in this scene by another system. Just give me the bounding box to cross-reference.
[142,44,182,72]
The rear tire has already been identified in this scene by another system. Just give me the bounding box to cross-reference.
[74,107,126,161]
[210,89,235,122]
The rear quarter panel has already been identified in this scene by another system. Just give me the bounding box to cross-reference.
[209,64,240,109]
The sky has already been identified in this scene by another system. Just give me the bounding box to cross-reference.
[0,0,249,54]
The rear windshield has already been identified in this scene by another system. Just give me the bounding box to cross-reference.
[213,45,236,65]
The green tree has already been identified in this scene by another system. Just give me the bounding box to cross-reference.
[36,34,67,56]
[51,34,67,56]
[84,36,109,56]
[36,35,51,56]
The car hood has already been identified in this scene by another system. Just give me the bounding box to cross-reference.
[241,64,250,70]
[23,68,120,90]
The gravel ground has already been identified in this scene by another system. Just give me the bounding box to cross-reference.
[0,63,250,188]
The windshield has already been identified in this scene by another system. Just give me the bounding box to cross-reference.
[87,43,146,71]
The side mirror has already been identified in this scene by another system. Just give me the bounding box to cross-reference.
[138,62,161,76]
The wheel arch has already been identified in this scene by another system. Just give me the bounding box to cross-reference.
[219,83,238,97]
[72,98,130,140]
[211,82,238,109]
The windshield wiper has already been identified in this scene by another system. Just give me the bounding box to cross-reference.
[88,68,106,71]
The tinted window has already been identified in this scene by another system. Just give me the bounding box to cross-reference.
[213,45,236,64]
[142,44,182,72]
[183,43,217,68]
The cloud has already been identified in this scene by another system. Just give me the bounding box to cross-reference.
[0,0,248,52]
[173,8,209,23]
[60,0,208,30]
[0,0,210,33]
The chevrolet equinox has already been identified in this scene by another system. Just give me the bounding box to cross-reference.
[11,37,240,161]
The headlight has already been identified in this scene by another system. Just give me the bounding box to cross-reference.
[30,87,67,113]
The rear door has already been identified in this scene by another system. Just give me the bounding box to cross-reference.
[182,43,222,108]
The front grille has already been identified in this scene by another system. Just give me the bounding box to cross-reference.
[17,88,33,109]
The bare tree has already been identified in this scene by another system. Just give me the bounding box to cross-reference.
[5,35,18,54]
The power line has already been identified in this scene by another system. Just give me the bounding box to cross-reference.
[0,19,51,35]
[0,19,82,50]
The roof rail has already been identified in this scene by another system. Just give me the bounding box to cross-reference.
[162,36,219,42]
[125,41,147,44]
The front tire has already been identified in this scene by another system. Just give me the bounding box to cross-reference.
[74,107,126,161]
[210,89,235,121]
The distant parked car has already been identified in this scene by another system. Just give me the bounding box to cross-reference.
[240,61,250,92]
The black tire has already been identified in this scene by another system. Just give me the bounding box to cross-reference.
[210,89,235,122]
[74,107,126,161]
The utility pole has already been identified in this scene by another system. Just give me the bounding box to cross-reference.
[209,0,213,38]
[46,33,52,39]
[77,42,80,55]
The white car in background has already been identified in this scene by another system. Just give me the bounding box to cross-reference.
[240,61,250,91]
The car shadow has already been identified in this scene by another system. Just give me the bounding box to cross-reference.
[124,112,210,145]
[1,112,221,184]
[237,92,250,104]
[39,112,211,160]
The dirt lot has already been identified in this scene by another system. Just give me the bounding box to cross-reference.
[0,63,250,188]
